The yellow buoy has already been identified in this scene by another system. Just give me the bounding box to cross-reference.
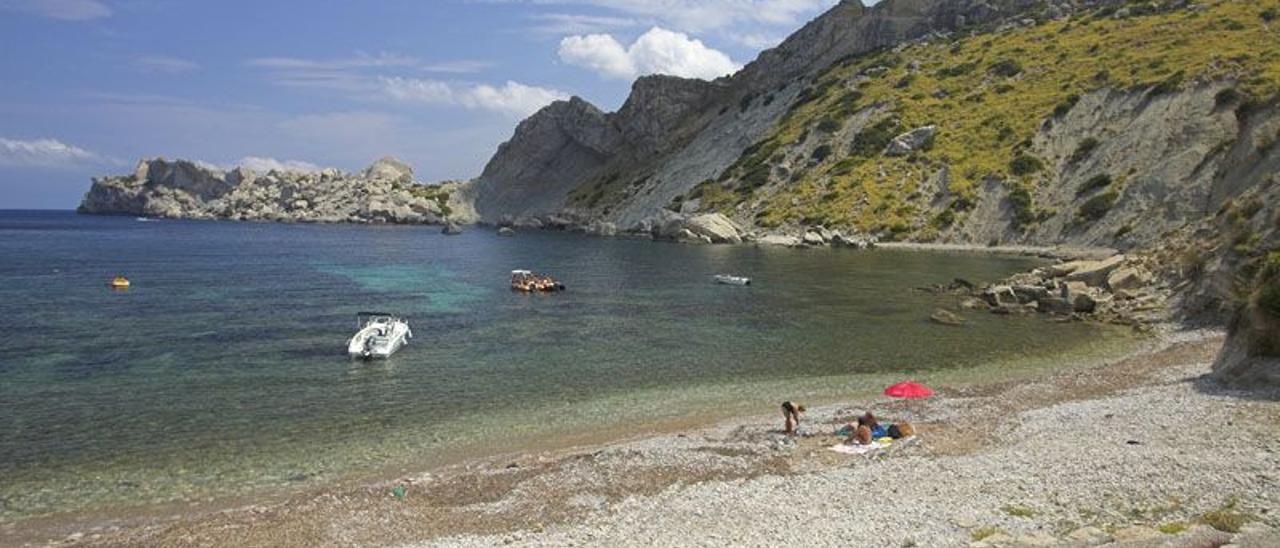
[109,276,130,289]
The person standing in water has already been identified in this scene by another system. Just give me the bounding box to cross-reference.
[781,401,805,435]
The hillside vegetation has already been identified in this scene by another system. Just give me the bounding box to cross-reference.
[693,0,1280,241]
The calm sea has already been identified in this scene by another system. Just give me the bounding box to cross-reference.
[0,210,1133,523]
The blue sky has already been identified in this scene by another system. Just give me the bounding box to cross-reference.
[0,0,850,209]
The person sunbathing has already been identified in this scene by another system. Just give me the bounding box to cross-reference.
[781,401,805,435]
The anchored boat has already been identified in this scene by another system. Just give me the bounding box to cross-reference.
[714,274,751,286]
[510,269,565,292]
[347,312,412,359]
[109,276,131,289]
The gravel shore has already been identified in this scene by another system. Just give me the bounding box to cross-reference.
[17,329,1279,547]
[414,329,1278,548]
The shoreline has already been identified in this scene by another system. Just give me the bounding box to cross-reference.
[14,326,1278,547]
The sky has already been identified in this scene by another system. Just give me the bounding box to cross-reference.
[0,0,853,209]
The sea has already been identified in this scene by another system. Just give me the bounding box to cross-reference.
[0,210,1137,524]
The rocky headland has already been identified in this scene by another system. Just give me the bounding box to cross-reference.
[79,157,471,225]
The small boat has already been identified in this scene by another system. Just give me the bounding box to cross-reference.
[347,312,412,359]
[714,274,751,286]
[109,276,131,289]
[511,269,566,292]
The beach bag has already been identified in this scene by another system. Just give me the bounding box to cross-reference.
[888,424,902,439]
[893,422,915,438]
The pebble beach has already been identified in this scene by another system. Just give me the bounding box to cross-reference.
[20,328,1277,547]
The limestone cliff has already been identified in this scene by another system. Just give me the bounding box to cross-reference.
[79,157,459,225]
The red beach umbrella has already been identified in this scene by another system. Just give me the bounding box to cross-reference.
[884,381,934,399]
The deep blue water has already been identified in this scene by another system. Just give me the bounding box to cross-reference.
[0,210,1131,521]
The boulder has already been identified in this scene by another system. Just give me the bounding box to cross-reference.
[758,234,802,247]
[513,216,544,229]
[441,222,463,235]
[982,285,1019,307]
[1071,292,1097,313]
[802,231,827,246]
[883,125,937,156]
[1012,285,1050,304]
[363,157,414,184]
[1106,267,1149,291]
[586,221,618,237]
[1064,255,1126,287]
[684,213,742,244]
[1035,295,1074,315]
[497,227,516,237]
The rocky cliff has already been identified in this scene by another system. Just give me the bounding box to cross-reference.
[471,0,1280,249]
[79,157,465,225]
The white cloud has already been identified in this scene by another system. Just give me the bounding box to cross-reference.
[528,13,639,35]
[0,137,111,168]
[133,55,200,74]
[380,77,569,117]
[497,0,837,34]
[235,156,325,174]
[0,0,111,21]
[559,26,740,80]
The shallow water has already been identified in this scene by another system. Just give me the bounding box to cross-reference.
[0,211,1134,522]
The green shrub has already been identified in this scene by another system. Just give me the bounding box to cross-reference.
[1215,88,1242,108]
[1078,190,1118,220]
[1009,153,1044,175]
[989,59,1024,78]
[1263,8,1278,22]
[1149,71,1185,96]
[816,116,842,133]
[1053,94,1081,117]
[1256,252,1280,316]
[810,144,833,163]
[739,93,756,112]
[851,118,900,158]
[1200,507,1251,533]
[1001,504,1037,518]
[1221,18,1246,31]
[1077,173,1113,196]
[895,74,916,89]
[933,208,956,228]
[1007,186,1037,228]
[1158,522,1189,535]
[1070,137,1101,163]
[937,62,977,78]
[971,527,1001,541]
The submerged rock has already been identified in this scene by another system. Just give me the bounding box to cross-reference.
[929,309,965,326]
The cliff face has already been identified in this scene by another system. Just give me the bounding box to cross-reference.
[79,157,460,225]
[466,0,1046,225]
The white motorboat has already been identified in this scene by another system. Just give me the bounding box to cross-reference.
[714,274,751,286]
[347,312,412,359]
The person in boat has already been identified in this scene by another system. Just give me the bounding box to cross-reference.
[781,401,805,435]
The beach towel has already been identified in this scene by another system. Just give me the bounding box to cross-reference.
[827,435,917,455]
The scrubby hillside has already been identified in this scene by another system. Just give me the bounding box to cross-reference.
[688,0,1280,248]
[468,0,1278,252]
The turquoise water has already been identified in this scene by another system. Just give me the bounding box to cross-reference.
[0,211,1133,523]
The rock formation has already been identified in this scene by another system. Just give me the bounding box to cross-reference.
[79,157,462,225]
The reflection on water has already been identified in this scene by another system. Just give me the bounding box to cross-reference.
[0,211,1136,522]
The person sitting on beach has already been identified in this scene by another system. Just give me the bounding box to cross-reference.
[781,401,805,435]
[862,411,889,439]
